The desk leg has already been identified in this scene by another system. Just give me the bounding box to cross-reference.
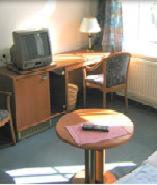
[82,67,86,108]
[96,150,104,183]
[85,149,96,184]
[64,69,69,111]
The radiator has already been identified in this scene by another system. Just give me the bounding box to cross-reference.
[127,58,157,108]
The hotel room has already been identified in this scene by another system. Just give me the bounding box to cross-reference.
[0,0,157,184]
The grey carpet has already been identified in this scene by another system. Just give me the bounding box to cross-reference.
[0,91,157,183]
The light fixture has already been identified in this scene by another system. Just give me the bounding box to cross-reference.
[80,17,101,50]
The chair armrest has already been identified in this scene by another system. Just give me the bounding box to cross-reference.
[0,91,12,112]
[0,91,12,96]
[83,60,104,80]
[85,61,103,72]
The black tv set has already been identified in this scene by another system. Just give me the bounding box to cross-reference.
[10,29,52,70]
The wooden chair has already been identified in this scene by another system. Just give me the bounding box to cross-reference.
[83,52,131,109]
[0,91,16,145]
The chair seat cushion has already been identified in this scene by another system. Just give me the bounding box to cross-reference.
[0,110,9,121]
[86,74,103,84]
[86,74,125,88]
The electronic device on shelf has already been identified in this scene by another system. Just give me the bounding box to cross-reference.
[82,125,109,132]
[10,29,53,70]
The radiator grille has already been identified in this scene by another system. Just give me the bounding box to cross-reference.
[128,58,157,108]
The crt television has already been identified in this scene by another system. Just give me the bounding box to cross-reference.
[10,29,52,70]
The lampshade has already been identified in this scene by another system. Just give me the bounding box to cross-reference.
[80,17,101,33]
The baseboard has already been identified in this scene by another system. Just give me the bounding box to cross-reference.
[117,92,157,110]
[17,120,53,141]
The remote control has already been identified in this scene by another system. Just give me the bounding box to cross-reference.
[82,125,109,132]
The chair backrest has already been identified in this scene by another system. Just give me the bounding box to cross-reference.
[105,52,131,88]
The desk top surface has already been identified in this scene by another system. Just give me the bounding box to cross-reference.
[53,51,109,68]
[0,51,109,79]
[56,109,134,150]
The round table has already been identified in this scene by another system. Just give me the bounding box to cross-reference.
[56,109,134,184]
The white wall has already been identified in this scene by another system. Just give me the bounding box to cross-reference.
[0,0,98,64]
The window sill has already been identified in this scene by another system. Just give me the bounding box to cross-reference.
[132,53,157,63]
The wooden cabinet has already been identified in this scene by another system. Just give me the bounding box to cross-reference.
[0,67,51,137]
[15,72,51,131]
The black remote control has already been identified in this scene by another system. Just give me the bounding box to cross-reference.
[82,125,109,132]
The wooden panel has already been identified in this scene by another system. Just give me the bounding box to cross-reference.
[15,72,51,131]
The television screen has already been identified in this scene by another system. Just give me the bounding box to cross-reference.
[11,29,52,70]
[21,32,51,61]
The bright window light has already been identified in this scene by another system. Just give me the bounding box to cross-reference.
[105,162,136,171]
[7,167,56,177]
[13,175,69,184]
[6,165,84,184]
[122,0,157,58]
[54,165,84,174]
[6,163,136,184]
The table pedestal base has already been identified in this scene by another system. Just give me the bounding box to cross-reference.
[72,170,116,184]
[72,149,116,184]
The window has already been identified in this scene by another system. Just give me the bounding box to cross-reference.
[122,0,157,57]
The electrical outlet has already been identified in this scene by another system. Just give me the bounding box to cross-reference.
[0,48,11,65]
[0,54,7,65]
[0,54,5,65]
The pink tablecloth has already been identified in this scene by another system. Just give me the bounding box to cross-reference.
[65,124,129,146]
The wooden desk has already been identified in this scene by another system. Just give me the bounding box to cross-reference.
[56,109,134,184]
[0,51,108,140]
